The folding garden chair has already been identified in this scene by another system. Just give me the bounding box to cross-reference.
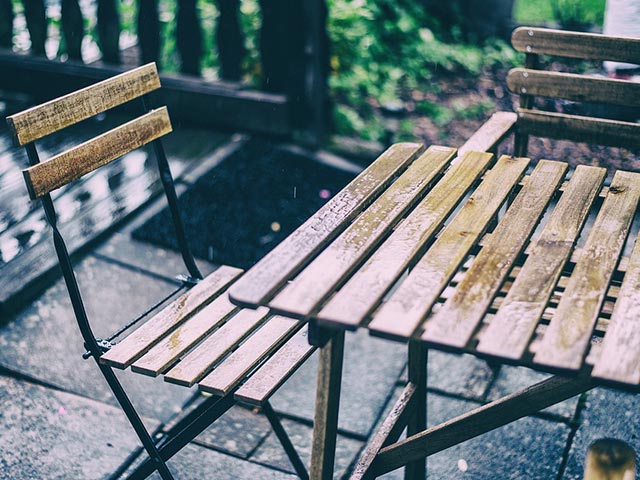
[6,63,312,480]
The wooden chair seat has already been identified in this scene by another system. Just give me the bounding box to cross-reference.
[101,264,316,405]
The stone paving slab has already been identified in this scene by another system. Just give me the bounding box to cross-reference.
[562,387,640,479]
[0,374,153,480]
[194,405,272,459]
[487,365,581,419]
[250,418,363,479]
[270,330,407,437]
[380,389,571,479]
[0,255,193,423]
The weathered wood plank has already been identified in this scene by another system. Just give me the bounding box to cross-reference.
[421,160,567,348]
[198,317,300,395]
[100,266,243,369]
[163,307,271,387]
[228,143,425,308]
[583,439,636,480]
[23,108,171,199]
[234,326,316,406]
[457,112,517,157]
[517,109,640,149]
[130,294,239,377]
[477,165,605,359]
[317,151,494,330]
[512,27,640,64]
[368,155,529,340]
[593,228,640,384]
[6,63,160,146]
[507,68,640,107]
[268,145,456,319]
[534,170,640,370]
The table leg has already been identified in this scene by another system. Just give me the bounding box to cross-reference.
[310,328,345,480]
[405,341,427,480]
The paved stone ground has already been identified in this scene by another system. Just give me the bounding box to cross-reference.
[1,138,639,479]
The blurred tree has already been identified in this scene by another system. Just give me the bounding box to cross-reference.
[424,0,514,41]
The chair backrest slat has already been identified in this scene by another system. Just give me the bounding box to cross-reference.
[517,109,640,149]
[23,107,172,199]
[6,63,160,146]
[507,68,640,108]
[512,27,640,63]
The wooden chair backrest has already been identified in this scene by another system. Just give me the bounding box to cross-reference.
[507,27,640,153]
[6,63,171,199]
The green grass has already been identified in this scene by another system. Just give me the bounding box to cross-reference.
[514,0,606,27]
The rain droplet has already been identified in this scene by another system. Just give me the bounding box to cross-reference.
[457,458,468,472]
[271,222,281,232]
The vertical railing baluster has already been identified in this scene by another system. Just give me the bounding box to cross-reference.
[176,0,202,75]
[0,0,13,48]
[22,0,47,56]
[97,0,121,64]
[258,0,290,93]
[138,0,161,66]
[61,0,84,60]
[215,0,244,81]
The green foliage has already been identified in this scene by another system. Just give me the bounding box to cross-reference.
[514,0,605,27]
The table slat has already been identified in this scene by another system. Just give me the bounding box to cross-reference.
[131,294,238,376]
[198,317,300,395]
[164,307,270,387]
[477,165,605,359]
[268,146,456,318]
[317,151,494,329]
[593,233,640,384]
[421,160,568,348]
[368,155,530,340]
[100,265,243,369]
[534,170,640,370]
[227,143,425,308]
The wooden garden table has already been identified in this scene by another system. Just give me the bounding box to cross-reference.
[229,142,640,479]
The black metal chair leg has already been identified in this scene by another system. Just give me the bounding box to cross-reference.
[263,401,310,480]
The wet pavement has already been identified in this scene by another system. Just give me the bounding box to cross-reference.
[0,135,639,479]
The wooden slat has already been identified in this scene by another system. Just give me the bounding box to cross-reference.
[23,107,172,199]
[164,307,271,387]
[268,146,456,319]
[534,170,640,370]
[512,27,640,64]
[368,155,530,340]
[457,112,517,157]
[478,165,606,359]
[421,160,568,348]
[131,294,238,377]
[100,265,243,369]
[198,317,299,396]
[317,151,494,330]
[517,109,640,149]
[234,327,316,406]
[227,143,425,308]
[507,69,640,108]
[593,230,640,384]
[6,63,160,146]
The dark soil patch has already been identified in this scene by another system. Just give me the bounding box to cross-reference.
[132,139,356,269]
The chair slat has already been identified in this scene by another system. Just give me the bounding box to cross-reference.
[268,146,456,319]
[100,265,243,369]
[7,63,161,146]
[234,327,316,406]
[227,142,425,308]
[368,155,530,340]
[198,317,300,396]
[477,165,606,359]
[421,160,567,348]
[131,294,238,377]
[517,109,640,149]
[457,112,517,157]
[317,151,494,330]
[512,27,640,64]
[534,170,640,370]
[507,68,640,108]
[593,233,640,384]
[23,107,172,199]
[164,308,270,387]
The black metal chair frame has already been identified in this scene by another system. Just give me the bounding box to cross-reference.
[17,94,308,480]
